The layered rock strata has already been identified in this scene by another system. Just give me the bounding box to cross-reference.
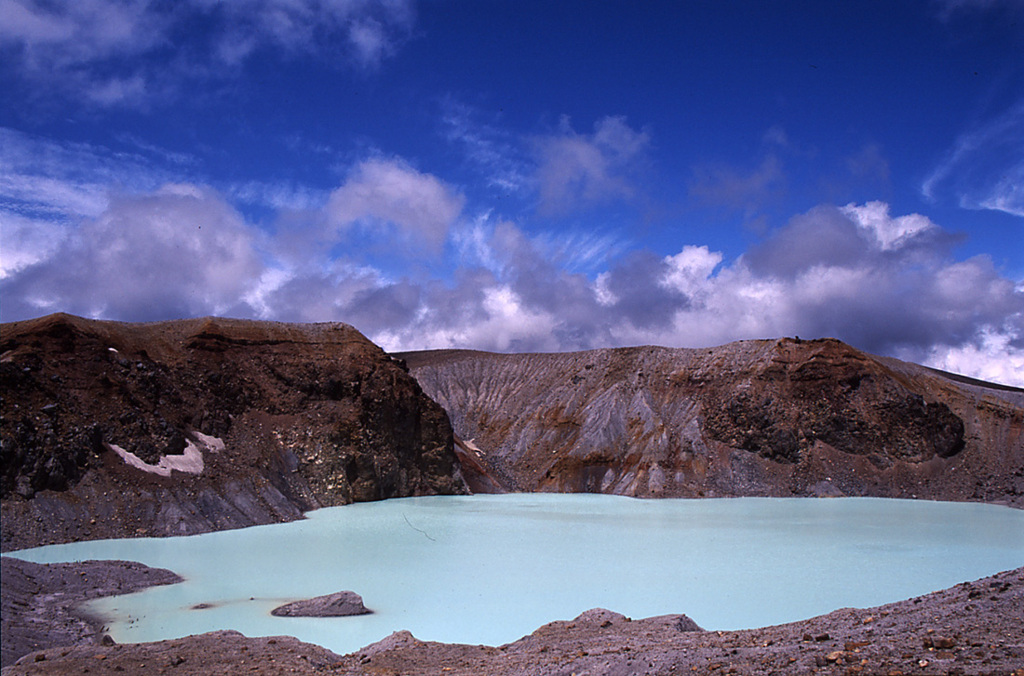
[401,338,1024,504]
[1,313,466,551]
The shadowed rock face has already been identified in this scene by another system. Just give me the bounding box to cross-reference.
[1,314,466,551]
[400,338,1024,504]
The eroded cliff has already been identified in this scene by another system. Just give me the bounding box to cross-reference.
[1,314,466,551]
[401,338,1024,504]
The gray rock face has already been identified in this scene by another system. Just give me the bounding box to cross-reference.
[400,339,1024,504]
[1,557,182,667]
[271,591,370,617]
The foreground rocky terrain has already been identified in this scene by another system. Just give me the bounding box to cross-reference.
[0,558,181,667]
[1,314,465,551]
[3,557,1022,675]
[402,339,1024,504]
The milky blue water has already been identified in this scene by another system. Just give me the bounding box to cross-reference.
[9,495,1024,655]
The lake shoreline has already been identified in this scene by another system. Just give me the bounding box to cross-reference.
[4,494,1024,674]
[2,558,1022,675]
[0,558,182,669]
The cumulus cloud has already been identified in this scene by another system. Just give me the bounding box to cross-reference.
[922,99,1024,218]
[922,326,1024,387]
[533,116,650,215]
[0,212,68,279]
[0,127,194,285]
[356,202,1024,386]
[2,184,264,321]
[324,157,465,256]
[0,0,415,105]
[3,171,1022,386]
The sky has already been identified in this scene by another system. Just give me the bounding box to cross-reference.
[1,0,1023,386]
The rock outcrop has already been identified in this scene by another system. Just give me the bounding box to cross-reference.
[400,338,1024,504]
[271,591,370,617]
[1,313,466,551]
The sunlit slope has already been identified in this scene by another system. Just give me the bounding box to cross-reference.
[401,338,1024,504]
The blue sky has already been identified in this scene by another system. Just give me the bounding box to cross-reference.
[1,0,1022,385]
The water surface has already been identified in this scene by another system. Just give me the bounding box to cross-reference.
[11,495,1024,655]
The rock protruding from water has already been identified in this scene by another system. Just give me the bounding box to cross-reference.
[271,591,370,617]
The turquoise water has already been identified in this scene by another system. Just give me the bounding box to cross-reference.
[9,495,1024,654]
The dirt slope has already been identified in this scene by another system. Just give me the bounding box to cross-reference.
[1,313,466,551]
[401,338,1024,504]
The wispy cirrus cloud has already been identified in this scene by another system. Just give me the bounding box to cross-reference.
[922,99,1024,218]
[0,127,185,220]
[0,0,416,106]
[532,115,651,216]
[932,0,1024,19]
[441,99,530,194]
[689,154,786,214]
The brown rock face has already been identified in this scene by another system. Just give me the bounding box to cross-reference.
[400,338,1024,504]
[1,314,466,551]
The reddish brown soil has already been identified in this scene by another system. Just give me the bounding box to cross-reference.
[1,314,465,552]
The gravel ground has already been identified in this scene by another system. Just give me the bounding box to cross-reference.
[3,557,1022,676]
[1,558,181,668]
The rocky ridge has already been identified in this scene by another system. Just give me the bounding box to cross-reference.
[1,313,466,551]
[401,338,1024,504]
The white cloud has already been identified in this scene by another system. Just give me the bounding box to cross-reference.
[933,0,1024,18]
[441,99,530,194]
[325,157,465,255]
[533,115,650,215]
[921,327,1024,387]
[662,246,723,297]
[840,201,936,250]
[2,184,265,320]
[360,202,1023,387]
[0,212,68,279]
[0,0,165,62]
[3,142,1021,391]
[0,127,182,221]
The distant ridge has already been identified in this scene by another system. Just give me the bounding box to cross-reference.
[400,337,1024,505]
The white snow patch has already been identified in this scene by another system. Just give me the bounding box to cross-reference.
[192,431,225,453]
[108,436,213,477]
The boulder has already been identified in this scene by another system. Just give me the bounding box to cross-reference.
[271,591,370,617]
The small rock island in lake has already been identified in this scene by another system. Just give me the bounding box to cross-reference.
[271,591,371,617]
